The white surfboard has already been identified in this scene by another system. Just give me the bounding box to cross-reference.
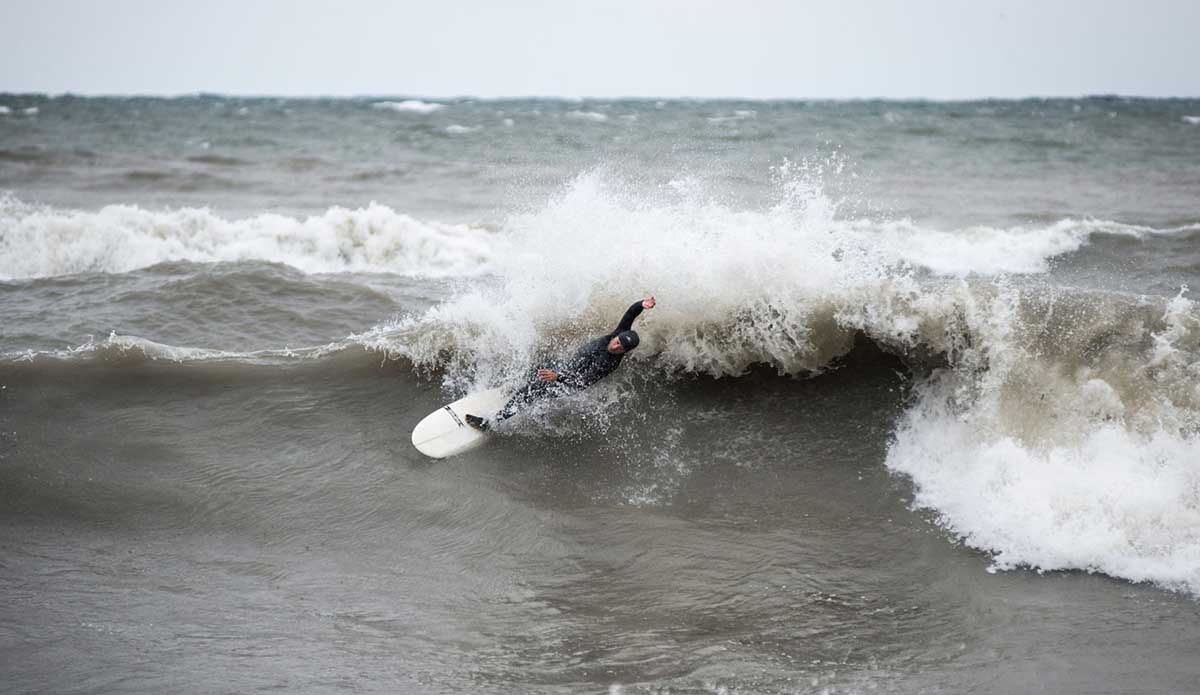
[411,387,509,459]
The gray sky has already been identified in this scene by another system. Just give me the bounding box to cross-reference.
[3,0,1197,99]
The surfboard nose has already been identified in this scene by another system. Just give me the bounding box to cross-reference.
[411,387,508,458]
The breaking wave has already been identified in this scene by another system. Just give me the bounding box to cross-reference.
[0,197,494,279]
[352,170,1200,595]
[5,169,1198,595]
[3,187,1188,283]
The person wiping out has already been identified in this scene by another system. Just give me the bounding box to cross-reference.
[465,296,656,431]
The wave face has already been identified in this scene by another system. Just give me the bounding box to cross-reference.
[0,197,494,280]
[342,170,1200,595]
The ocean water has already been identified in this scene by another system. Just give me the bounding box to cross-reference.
[2,95,1200,693]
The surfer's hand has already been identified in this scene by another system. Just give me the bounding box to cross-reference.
[537,369,558,382]
[642,296,656,310]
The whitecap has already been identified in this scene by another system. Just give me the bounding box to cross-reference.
[372,99,444,114]
[568,110,608,122]
[707,110,756,123]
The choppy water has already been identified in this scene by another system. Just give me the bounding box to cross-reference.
[3,95,1200,694]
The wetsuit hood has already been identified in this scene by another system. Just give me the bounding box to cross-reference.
[617,330,639,351]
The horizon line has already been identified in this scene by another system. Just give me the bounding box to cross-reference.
[3,91,1200,103]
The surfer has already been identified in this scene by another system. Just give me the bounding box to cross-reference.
[465,296,656,431]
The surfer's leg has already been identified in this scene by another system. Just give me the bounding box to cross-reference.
[494,378,551,422]
[467,373,549,429]
[493,397,522,423]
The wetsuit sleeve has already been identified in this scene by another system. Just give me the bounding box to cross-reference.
[554,370,587,388]
[613,300,645,334]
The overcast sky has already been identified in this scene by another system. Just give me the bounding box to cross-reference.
[3,0,1197,99]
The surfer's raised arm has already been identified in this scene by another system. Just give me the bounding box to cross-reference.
[614,296,656,334]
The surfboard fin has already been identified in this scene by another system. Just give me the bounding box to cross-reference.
[465,414,490,432]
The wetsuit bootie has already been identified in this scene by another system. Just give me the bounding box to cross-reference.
[465,414,489,432]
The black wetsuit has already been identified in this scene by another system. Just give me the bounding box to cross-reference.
[492,300,645,422]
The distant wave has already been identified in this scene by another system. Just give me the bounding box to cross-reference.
[0,197,494,279]
[372,100,445,114]
[843,217,1200,276]
[568,110,608,122]
[707,110,757,123]
[1,332,344,367]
